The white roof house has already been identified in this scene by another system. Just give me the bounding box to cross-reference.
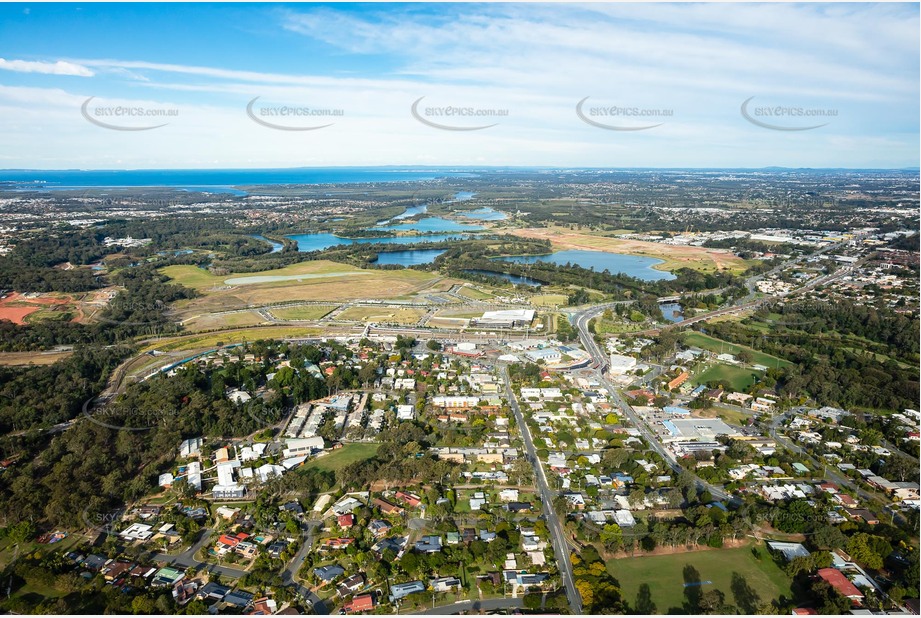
[121,523,154,541]
[397,405,415,421]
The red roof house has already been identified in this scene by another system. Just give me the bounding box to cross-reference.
[817,568,864,603]
[338,514,356,529]
[345,594,375,613]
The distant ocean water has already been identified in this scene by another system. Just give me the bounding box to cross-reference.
[0,167,477,193]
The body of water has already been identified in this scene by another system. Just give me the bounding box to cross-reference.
[377,204,428,225]
[495,249,675,281]
[288,232,468,252]
[0,167,475,192]
[458,206,507,221]
[659,302,684,323]
[251,235,284,253]
[379,217,483,233]
[448,191,476,202]
[374,249,445,266]
[463,269,542,287]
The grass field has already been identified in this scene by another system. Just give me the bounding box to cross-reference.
[692,363,761,391]
[270,305,337,321]
[161,261,445,315]
[183,311,267,332]
[305,443,379,473]
[456,285,494,300]
[529,293,569,307]
[682,332,793,368]
[141,325,325,353]
[435,309,486,319]
[508,227,749,274]
[336,306,426,324]
[607,545,792,614]
[699,406,753,426]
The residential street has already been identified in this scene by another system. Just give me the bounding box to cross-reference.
[500,365,582,614]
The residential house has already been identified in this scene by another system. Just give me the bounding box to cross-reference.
[338,514,356,529]
[337,574,365,597]
[344,594,375,613]
[314,565,346,583]
[372,498,403,515]
[414,535,442,553]
[816,568,864,604]
[390,581,425,602]
[430,577,461,592]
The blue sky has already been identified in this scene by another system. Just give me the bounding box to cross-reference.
[0,2,917,169]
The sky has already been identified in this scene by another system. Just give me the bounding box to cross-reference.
[0,2,918,170]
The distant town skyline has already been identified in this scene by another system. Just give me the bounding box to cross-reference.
[0,2,918,169]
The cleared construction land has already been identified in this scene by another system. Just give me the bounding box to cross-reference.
[161,262,452,315]
[508,227,748,273]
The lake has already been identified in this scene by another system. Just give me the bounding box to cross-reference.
[377,204,428,225]
[496,249,675,281]
[660,302,684,323]
[463,269,542,287]
[375,249,446,266]
[448,191,476,202]
[458,207,507,221]
[288,232,468,252]
[251,235,284,253]
[379,217,483,233]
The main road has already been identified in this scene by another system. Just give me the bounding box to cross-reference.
[572,304,730,502]
[499,364,582,614]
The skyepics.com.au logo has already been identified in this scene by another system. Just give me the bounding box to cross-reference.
[94,298,171,329]
[246,97,343,131]
[78,189,181,211]
[576,97,673,131]
[411,97,508,131]
[82,396,180,432]
[81,97,178,131]
[741,97,836,131]
[80,506,124,537]
[243,396,288,432]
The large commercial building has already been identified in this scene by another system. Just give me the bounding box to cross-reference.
[608,353,637,376]
[661,418,740,442]
[471,309,535,328]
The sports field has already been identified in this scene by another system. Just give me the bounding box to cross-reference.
[692,363,761,391]
[682,332,793,368]
[305,443,379,473]
[607,546,792,614]
[508,227,749,273]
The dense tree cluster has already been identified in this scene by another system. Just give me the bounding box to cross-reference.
[702,301,919,411]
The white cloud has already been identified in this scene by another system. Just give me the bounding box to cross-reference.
[0,58,94,77]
